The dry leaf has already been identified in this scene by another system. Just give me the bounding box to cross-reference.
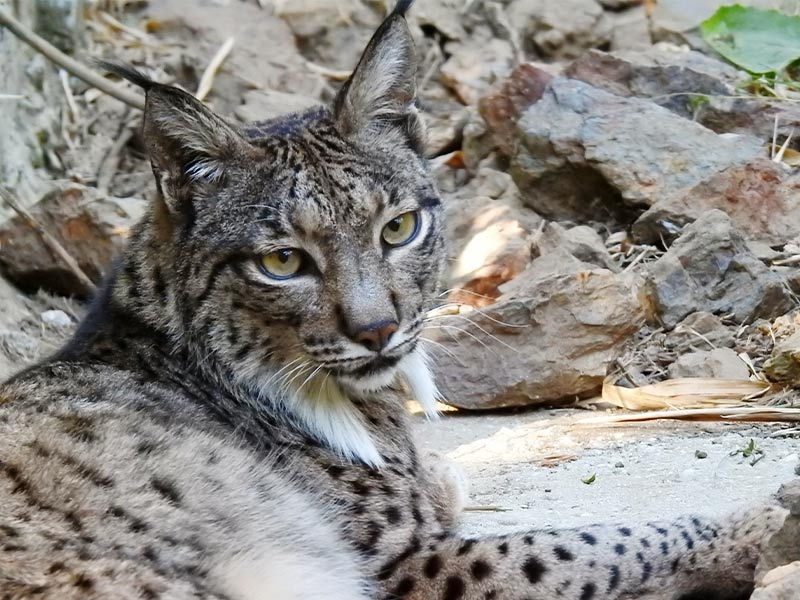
[601,377,771,411]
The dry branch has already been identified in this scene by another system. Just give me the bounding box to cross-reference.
[0,186,97,295]
[0,9,145,110]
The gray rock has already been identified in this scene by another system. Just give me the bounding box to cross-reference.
[565,45,800,149]
[641,210,795,329]
[507,0,611,60]
[667,348,749,379]
[608,5,651,52]
[752,480,800,599]
[0,185,146,297]
[530,222,617,271]
[763,331,800,386]
[666,311,735,351]
[565,46,744,118]
[430,251,643,409]
[35,0,85,53]
[633,159,800,246]
[443,167,542,304]
[440,38,516,106]
[511,78,763,223]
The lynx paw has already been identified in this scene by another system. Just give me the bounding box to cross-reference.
[421,452,469,527]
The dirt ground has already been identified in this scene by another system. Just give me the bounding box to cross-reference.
[416,410,799,535]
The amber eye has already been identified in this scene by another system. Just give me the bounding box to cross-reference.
[381,211,420,247]
[260,249,303,279]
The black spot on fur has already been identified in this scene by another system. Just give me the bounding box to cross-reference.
[393,577,415,596]
[614,544,626,555]
[522,557,547,584]
[457,539,476,556]
[580,532,597,545]
[608,565,620,592]
[471,560,492,581]
[385,506,402,524]
[554,546,574,561]
[497,542,509,555]
[619,527,632,537]
[580,582,597,600]
[150,476,182,505]
[443,575,466,600]
[424,554,442,578]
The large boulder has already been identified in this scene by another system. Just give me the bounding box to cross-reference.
[633,159,800,246]
[0,185,145,297]
[507,0,612,60]
[641,210,794,329]
[511,78,763,224]
[429,251,643,409]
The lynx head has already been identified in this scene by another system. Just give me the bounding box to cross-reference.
[112,0,444,465]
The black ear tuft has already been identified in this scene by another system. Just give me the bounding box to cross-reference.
[393,0,414,16]
[96,60,156,91]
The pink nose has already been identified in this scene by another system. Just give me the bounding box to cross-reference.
[354,321,398,352]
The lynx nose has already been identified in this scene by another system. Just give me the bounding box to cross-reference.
[353,321,398,353]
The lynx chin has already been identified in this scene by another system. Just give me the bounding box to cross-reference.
[0,1,788,599]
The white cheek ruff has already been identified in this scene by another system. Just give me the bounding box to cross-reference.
[238,347,439,467]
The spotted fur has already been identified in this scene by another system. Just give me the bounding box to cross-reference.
[0,3,788,599]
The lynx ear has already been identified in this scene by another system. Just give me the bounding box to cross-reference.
[101,63,251,203]
[333,1,425,153]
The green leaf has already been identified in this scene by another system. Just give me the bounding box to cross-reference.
[581,474,596,485]
[700,5,800,75]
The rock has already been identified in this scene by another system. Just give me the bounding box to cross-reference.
[511,78,763,223]
[35,0,85,53]
[641,210,794,329]
[608,5,651,51]
[763,331,800,386]
[235,90,319,123]
[0,185,146,297]
[472,63,553,162]
[443,167,542,305]
[0,5,61,213]
[430,252,643,409]
[565,45,744,118]
[565,45,800,149]
[666,311,735,351]
[507,0,612,60]
[0,277,78,380]
[598,0,642,8]
[144,0,324,115]
[752,480,800,599]
[273,0,384,71]
[633,159,800,246]
[667,348,749,379]
[440,38,516,106]
[530,222,617,271]
[752,563,800,600]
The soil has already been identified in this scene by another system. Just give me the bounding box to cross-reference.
[416,410,799,535]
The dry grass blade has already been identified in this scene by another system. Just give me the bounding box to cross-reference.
[601,378,772,411]
[581,406,800,424]
[195,37,236,102]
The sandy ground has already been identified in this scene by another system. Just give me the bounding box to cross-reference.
[415,409,799,535]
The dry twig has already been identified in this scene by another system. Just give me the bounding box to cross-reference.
[195,37,236,102]
[0,186,97,295]
[0,9,145,110]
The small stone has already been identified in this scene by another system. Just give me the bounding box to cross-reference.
[614,461,625,468]
[764,331,800,386]
[695,450,707,459]
[41,309,72,329]
[667,348,750,380]
[641,210,793,329]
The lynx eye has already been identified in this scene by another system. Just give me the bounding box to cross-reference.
[260,249,303,280]
[381,211,420,247]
